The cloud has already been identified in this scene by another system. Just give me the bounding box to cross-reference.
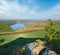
[0,0,37,19]
[0,0,60,20]
[33,3,60,20]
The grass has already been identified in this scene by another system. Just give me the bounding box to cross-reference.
[0,38,45,55]
[54,22,60,31]
[0,21,60,55]
[0,22,13,32]
[22,29,45,38]
[0,34,20,45]
[0,30,46,55]
[0,30,45,46]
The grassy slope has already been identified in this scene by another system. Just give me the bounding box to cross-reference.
[0,21,60,55]
[0,38,44,55]
[0,30,45,45]
[22,29,45,38]
[0,30,46,55]
[0,34,20,45]
[0,21,60,46]
[0,22,13,32]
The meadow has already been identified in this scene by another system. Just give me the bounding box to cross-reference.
[0,20,60,55]
[0,30,46,55]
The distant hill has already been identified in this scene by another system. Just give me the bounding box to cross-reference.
[0,22,13,32]
[0,20,17,32]
[0,20,60,32]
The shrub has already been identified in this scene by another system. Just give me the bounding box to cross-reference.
[0,39,5,44]
[45,20,60,53]
[18,47,26,54]
[36,39,45,45]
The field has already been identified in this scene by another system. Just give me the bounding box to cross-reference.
[54,21,60,31]
[0,20,60,55]
[0,30,46,55]
[0,30,45,45]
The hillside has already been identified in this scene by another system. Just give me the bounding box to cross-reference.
[0,20,60,45]
[0,22,13,32]
[0,20,60,55]
[0,20,18,32]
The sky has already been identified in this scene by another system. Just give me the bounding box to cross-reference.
[0,0,60,20]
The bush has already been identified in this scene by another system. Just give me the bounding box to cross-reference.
[18,47,26,54]
[45,20,60,53]
[35,39,45,45]
[0,39,5,44]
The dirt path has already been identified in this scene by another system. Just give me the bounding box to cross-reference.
[0,28,44,35]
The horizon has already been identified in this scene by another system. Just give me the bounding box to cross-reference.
[0,0,60,20]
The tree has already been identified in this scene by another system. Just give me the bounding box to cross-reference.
[45,20,55,42]
[45,20,60,53]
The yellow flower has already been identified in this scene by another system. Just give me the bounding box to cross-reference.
[36,39,45,45]
[18,47,26,54]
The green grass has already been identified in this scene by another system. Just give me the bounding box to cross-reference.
[0,38,44,55]
[0,30,45,46]
[54,22,60,31]
[0,21,60,55]
[0,21,60,46]
[0,22,13,32]
[0,34,22,45]
[0,30,45,55]
[22,30,45,38]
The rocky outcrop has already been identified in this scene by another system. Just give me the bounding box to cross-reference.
[18,42,58,55]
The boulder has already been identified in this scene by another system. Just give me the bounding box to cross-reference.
[18,42,58,55]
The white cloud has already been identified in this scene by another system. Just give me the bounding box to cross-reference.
[0,0,60,20]
[0,0,37,20]
[0,0,12,13]
[29,10,36,15]
[34,3,60,20]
